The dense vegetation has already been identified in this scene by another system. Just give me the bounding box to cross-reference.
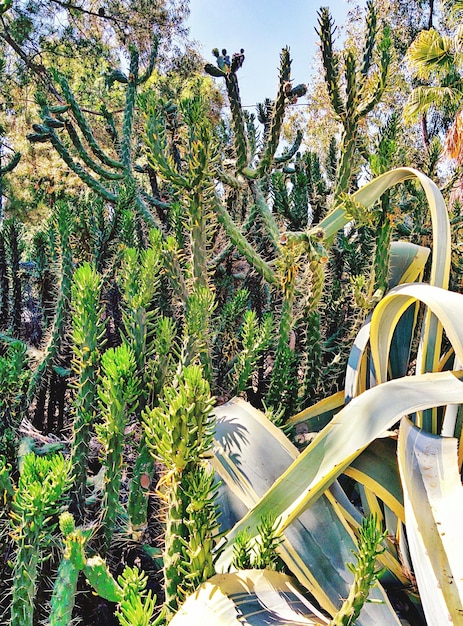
[0,0,463,624]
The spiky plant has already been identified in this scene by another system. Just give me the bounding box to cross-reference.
[0,341,29,462]
[28,41,166,230]
[143,364,218,620]
[329,516,386,626]
[96,344,138,555]
[27,201,74,422]
[317,1,391,198]
[69,263,105,521]
[9,451,71,626]
[120,230,163,531]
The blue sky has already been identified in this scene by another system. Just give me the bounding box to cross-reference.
[186,0,357,107]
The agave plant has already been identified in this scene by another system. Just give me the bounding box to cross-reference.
[168,167,463,625]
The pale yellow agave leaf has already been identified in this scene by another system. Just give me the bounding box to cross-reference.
[370,284,463,392]
[398,418,463,625]
[169,570,330,626]
[212,398,399,623]
[319,167,450,289]
[216,371,463,572]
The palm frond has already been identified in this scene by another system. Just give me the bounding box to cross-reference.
[407,29,456,79]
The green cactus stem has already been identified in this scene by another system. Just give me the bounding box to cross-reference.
[27,202,74,408]
[119,235,162,531]
[3,219,23,337]
[0,229,8,328]
[69,263,104,521]
[115,565,159,626]
[143,364,217,620]
[329,515,386,625]
[49,513,90,626]
[317,2,390,199]
[231,310,273,396]
[10,452,71,626]
[96,344,138,555]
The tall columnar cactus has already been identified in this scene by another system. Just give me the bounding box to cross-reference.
[49,512,89,626]
[10,451,70,626]
[32,228,55,329]
[328,516,386,626]
[143,364,218,620]
[70,263,104,521]
[27,41,167,229]
[317,1,391,198]
[0,341,30,461]
[119,231,163,530]
[27,202,74,416]
[0,228,8,328]
[3,218,23,337]
[0,147,20,221]
[96,344,138,555]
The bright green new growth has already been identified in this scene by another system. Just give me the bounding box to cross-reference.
[10,452,71,626]
[329,515,386,626]
[115,566,159,626]
[70,262,104,521]
[96,344,138,555]
[231,310,273,395]
[232,513,284,572]
[0,341,29,461]
[143,364,218,620]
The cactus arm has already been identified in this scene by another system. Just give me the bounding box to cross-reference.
[360,0,377,77]
[96,345,138,555]
[120,46,138,170]
[64,120,124,180]
[54,72,124,170]
[250,183,282,251]
[254,48,294,178]
[49,518,89,626]
[137,36,159,85]
[317,7,346,120]
[27,203,74,404]
[84,556,123,602]
[225,73,249,170]
[212,197,277,285]
[47,128,117,202]
[0,150,20,174]
[358,26,391,117]
[70,264,104,521]
[274,129,303,163]
[10,453,71,626]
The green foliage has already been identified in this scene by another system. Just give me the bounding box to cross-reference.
[115,566,159,626]
[329,516,386,626]
[143,364,217,618]
[232,514,284,571]
[10,451,71,626]
[96,344,138,554]
[70,262,104,520]
[0,341,29,461]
